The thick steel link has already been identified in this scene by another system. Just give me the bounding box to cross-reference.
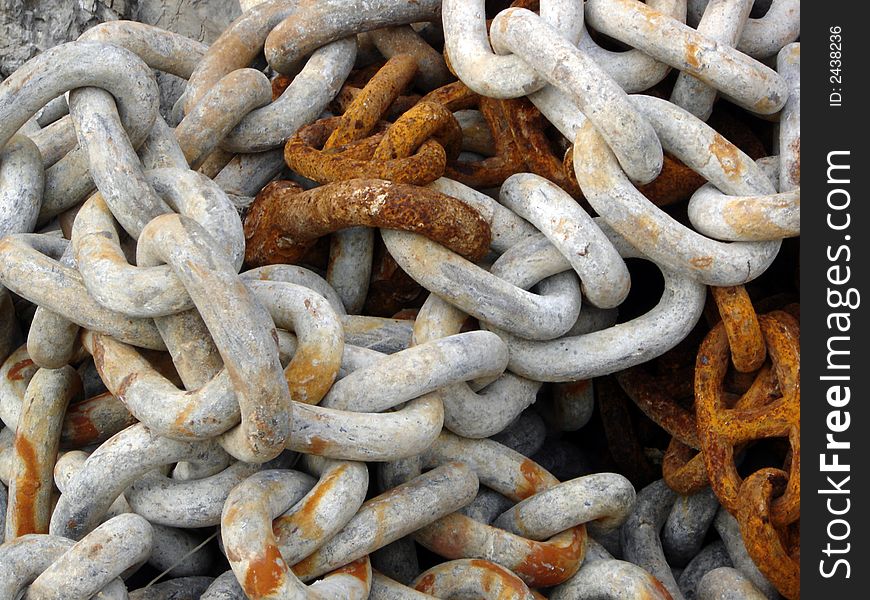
[688,0,799,59]
[413,559,536,599]
[490,7,664,184]
[778,43,800,193]
[573,95,781,285]
[484,228,705,382]
[577,0,686,93]
[695,311,800,528]
[384,230,582,341]
[0,3,801,596]
[499,173,630,309]
[263,0,441,76]
[369,26,452,92]
[243,179,490,268]
[5,366,81,539]
[412,294,541,438]
[0,41,161,227]
[670,0,753,120]
[0,235,165,350]
[0,135,43,238]
[443,0,584,99]
[551,559,675,600]
[735,470,799,600]
[73,169,244,318]
[136,214,291,462]
[0,514,151,599]
[688,156,799,241]
[584,0,788,114]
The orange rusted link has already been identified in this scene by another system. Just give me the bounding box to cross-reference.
[596,377,660,488]
[563,147,708,208]
[243,178,491,268]
[616,367,700,450]
[783,302,800,320]
[324,54,418,150]
[445,97,525,189]
[634,154,710,208]
[270,73,293,101]
[414,559,536,599]
[736,469,800,600]
[695,310,800,528]
[663,360,784,496]
[329,85,422,121]
[416,515,586,588]
[662,437,709,495]
[363,243,424,317]
[373,100,463,161]
[501,97,582,198]
[421,80,480,112]
[710,285,766,373]
[284,117,446,186]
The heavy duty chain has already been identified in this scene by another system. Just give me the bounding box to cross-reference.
[0,0,799,598]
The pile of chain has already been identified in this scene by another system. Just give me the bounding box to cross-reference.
[0,0,800,598]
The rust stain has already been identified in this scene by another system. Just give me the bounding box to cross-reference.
[708,133,743,180]
[285,344,335,405]
[414,572,436,593]
[223,504,241,527]
[271,74,293,100]
[12,435,42,535]
[641,574,675,600]
[331,556,369,583]
[469,559,529,598]
[85,542,104,560]
[690,256,714,270]
[275,465,347,541]
[684,40,702,71]
[423,515,473,558]
[289,552,315,579]
[63,412,101,448]
[515,459,552,500]
[511,527,585,587]
[243,544,286,598]
[306,435,330,455]
[172,398,197,437]
[634,213,662,245]
[7,358,34,381]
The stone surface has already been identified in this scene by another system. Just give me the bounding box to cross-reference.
[1,0,242,117]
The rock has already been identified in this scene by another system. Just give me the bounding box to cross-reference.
[0,0,242,119]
